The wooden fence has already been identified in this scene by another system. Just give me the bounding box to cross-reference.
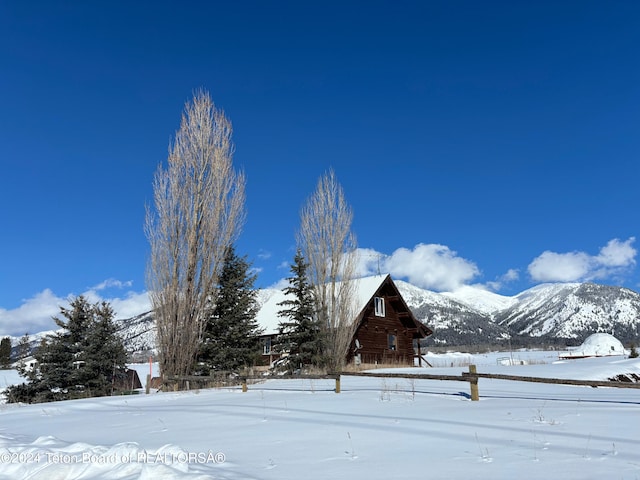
[156,365,640,400]
[344,366,640,400]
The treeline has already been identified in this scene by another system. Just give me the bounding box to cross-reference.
[0,246,263,403]
[2,243,327,402]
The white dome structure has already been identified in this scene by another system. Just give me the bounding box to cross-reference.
[561,333,626,359]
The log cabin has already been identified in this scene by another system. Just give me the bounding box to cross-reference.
[256,274,433,367]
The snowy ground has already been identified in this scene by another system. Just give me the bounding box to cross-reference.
[1,351,639,479]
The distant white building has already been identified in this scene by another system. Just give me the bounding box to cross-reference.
[560,333,627,359]
[14,355,38,371]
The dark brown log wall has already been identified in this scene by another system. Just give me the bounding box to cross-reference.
[351,291,416,365]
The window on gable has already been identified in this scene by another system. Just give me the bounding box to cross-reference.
[262,337,272,355]
[388,334,397,351]
[374,297,385,317]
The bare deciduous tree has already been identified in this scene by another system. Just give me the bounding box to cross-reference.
[298,169,358,372]
[145,90,246,380]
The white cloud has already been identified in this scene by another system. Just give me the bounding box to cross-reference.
[502,268,520,282]
[268,244,480,292]
[257,250,272,260]
[528,251,591,282]
[249,267,264,278]
[528,237,636,283]
[0,280,151,337]
[356,244,480,292]
[486,268,520,291]
[354,247,385,277]
[267,278,290,290]
[0,289,63,337]
[109,292,151,320]
[90,278,133,291]
[596,237,636,267]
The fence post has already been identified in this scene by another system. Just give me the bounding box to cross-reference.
[242,378,248,393]
[469,365,479,401]
[335,375,341,394]
[146,374,151,394]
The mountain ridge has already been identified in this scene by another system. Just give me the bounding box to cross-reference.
[105,280,640,352]
[400,280,640,346]
[10,280,640,356]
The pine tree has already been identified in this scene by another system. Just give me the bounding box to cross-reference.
[4,296,127,403]
[16,333,31,363]
[0,337,11,368]
[83,301,128,396]
[276,249,324,373]
[198,246,262,373]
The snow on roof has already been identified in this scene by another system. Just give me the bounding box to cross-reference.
[255,274,389,335]
[561,332,626,358]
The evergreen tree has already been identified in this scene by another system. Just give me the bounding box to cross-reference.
[276,249,324,372]
[4,296,127,403]
[16,333,31,363]
[0,337,11,368]
[82,302,128,396]
[198,246,262,373]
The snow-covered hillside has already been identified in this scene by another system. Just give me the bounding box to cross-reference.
[441,284,517,315]
[495,283,640,342]
[114,311,157,361]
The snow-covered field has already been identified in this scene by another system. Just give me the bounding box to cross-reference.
[1,351,639,479]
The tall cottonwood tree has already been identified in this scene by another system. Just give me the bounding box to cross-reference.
[298,169,358,372]
[145,90,246,380]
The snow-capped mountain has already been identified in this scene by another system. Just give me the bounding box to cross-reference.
[441,285,517,316]
[396,281,640,347]
[494,283,640,342]
[393,280,512,345]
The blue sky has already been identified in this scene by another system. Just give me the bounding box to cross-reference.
[1,1,639,336]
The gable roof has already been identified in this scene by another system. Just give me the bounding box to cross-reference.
[255,274,428,336]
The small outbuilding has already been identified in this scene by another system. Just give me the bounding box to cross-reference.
[113,368,143,391]
[560,333,627,359]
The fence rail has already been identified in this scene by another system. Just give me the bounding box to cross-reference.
[460,371,640,390]
[342,371,468,382]
[157,365,640,400]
